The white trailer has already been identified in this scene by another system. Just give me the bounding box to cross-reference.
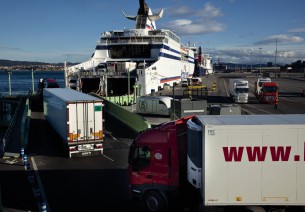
[187,114,305,211]
[228,78,249,103]
[255,77,271,96]
[43,88,104,158]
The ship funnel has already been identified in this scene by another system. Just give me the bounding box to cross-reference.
[122,0,163,30]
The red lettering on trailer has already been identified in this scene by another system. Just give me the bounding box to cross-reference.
[246,146,267,162]
[222,147,244,162]
[222,146,302,162]
[270,146,291,161]
[295,155,300,161]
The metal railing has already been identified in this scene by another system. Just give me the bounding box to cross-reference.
[0,92,29,157]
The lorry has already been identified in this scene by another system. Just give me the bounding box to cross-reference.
[181,71,189,87]
[228,79,249,103]
[257,82,278,103]
[43,88,104,158]
[254,77,271,97]
[128,114,305,212]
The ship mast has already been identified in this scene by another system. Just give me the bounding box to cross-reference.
[275,37,277,66]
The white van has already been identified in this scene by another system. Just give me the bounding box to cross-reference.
[136,96,173,116]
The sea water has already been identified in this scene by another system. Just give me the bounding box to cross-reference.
[0,70,64,95]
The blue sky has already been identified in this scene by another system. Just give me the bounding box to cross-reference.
[0,0,304,65]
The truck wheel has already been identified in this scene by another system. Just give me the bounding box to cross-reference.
[143,190,166,212]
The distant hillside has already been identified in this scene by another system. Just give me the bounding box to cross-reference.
[0,59,78,67]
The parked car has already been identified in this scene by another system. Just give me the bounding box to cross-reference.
[44,78,60,88]
[37,78,60,95]
[68,78,77,90]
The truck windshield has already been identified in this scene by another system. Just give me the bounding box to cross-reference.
[259,81,270,87]
[235,88,249,93]
[263,86,277,92]
[128,144,151,170]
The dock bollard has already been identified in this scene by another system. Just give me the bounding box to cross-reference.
[26,162,31,172]
[212,82,216,91]
[28,173,35,184]
[23,155,28,166]
[41,202,47,212]
[33,188,41,200]
[21,148,24,159]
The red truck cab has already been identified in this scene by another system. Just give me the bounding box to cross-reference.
[128,116,198,211]
[259,82,278,103]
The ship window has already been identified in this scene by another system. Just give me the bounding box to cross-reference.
[109,45,151,59]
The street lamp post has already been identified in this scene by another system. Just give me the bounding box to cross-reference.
[31,67,35,94]
[128,66,130,105]
[7,70,12,95]
[259,47,262,72]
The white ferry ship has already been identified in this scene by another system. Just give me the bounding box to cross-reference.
[65,0,205,96]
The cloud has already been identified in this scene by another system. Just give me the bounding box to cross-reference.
[167,3,223,19]
[288,27,305,33]
[254,35,304,45]
[199,3,223,19]
[0,46,23,51]
[277,50,297,58]
[164,3,225,35]
[166,6,192,17]
[208,46,305,64]
[167,19,224,35]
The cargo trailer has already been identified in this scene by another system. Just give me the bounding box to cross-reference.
[43,88,104,158]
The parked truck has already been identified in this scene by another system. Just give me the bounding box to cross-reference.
[128,114,305,212]
[228,78,249,103]
[254,77,271,97]
[258,82,278,103]
[43,88,104,158]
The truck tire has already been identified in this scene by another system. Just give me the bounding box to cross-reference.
[143,190,166,212]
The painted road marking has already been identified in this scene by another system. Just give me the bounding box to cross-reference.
[245,104,273,114]
[103,154,114,162]
[31,157,51,212]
